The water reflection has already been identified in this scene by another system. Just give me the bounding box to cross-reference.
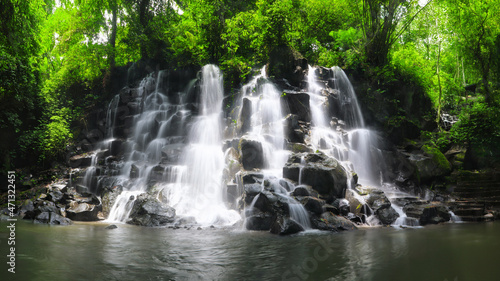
[1,221,500,281]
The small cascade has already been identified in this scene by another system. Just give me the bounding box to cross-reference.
[236,67,312,230]
[107,72,169,222]
[107,65,240,225]
[161,65,240,226]
[449,211,463,223]
[306,66,415,227]
[331,66,365,129]
[307,66,381,185]
[239,67,288,174]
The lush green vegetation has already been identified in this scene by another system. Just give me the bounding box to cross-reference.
[1,0,499,174]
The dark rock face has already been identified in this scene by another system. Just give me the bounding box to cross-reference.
[403,203,451,225]
[299,196,325,216]
[238,97,252,134]
[284,114,307,143]
[34,212,73,225]
[280,91,311,122]
[245,212,276,231]
[375,206,400,225]
[410,145,452,183]
[69,154,93,168]
[127,194,175,227]
[283,152,348,201]
[267,45,308,89]
[366,190,391,210]
[66,202,100,221]
[270,217,304,235]
[365,189,399,225]
[239,137,265,170]
[311,212,357,232]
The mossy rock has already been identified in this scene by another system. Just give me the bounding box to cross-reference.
[413,145,452,183]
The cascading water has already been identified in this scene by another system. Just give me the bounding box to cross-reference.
[107,65,240,226]
[160,65,240,226]
[236,67,312,229]
[79,62,459,231]
[306,65,414,226]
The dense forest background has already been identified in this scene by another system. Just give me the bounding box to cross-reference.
[1,0,499,178]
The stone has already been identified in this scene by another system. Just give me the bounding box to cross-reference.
[291,186,310,197]
[403,202,451,225]
[283,152,348,200]
[69,154,93,168]
[270,217,304,235]
[130,164,140,178]
[267,45,308,88]
[238,97,252,134]
[366,189,391,211]
[410,145,452,183]
[128,194,176,227]
[281,91,311,122]
[66,202,101,221]
[18,199,34,218]
[300,196,325,216]
[287,143,312,153]
[345,189,365,216]
[110,139,123,156]
[332,199,350,216]
[375,206,400,225]
[311,212,357,232]
[245,212,275,231]
[47,189,65,203]
[420,205,451,225]
[105,224,118,229]
[239,137,265,170]
[34,212,73,225]
[284,114,305,143]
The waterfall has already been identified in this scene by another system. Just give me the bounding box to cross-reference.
[162,65,240,226]
[306,66,417,226]
[107,65,240,226]
[237,67,314,229]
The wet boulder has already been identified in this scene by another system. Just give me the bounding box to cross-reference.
[345,189,370,216]
[239,137,265,170]
[281,92,311,123]
[311,212,357,232]
[66,202,101,221]
[17,199,34,218]
[245,212,276,231]
[403,203,451,225]
[283,152,348,201]
[127,194,176,227]
[408,145,452,183]
[34,212,73,225]
[366,189,391,211]
[270,216,304,235]
[69,154,93,168]
[375,206,400,225]
[332,199,350,216]
[238,97,252,134]
[284,114,306,143]
[299,196,325,216]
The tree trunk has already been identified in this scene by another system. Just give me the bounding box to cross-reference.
[139,0,150,59]
[436,41,443,128]
[108,0,118,69]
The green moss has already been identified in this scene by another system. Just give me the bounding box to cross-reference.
[422,145,451,173]
[290,143,312,153]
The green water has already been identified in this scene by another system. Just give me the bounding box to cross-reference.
[1,220,499,281]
